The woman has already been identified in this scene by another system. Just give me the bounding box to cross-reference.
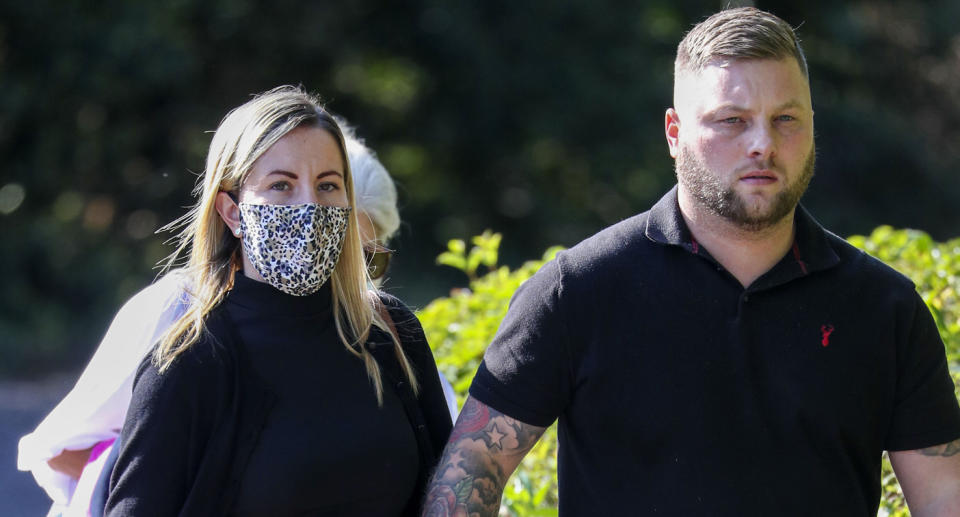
[91,85,445,516]
[19,110,454,517]
[21,130,396,507]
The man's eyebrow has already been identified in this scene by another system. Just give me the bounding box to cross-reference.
[702,104,747,117]
[704,100,807,117]
[775,100,805,111]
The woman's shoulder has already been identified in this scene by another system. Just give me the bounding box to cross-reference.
[374,290,418,323]
[374,289,407,311]
[133,308,238,394]
[373,290,426,343]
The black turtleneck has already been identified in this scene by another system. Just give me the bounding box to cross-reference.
[107,273,451,517]
[226,274,419,516]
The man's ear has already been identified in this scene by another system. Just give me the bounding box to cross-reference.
[215,191,242,237]
[665,108,681,159]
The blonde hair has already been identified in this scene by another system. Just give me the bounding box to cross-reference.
[157,85,417,404]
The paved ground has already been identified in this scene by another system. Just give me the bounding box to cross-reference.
[0,374,76,517]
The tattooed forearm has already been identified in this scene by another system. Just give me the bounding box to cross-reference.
[423,396,547,517]
[916,438,960,457]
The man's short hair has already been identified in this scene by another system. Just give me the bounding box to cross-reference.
[675,7,808,78]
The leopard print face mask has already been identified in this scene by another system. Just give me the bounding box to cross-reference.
[239,203,352,296]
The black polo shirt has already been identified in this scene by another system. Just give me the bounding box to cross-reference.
[470,186,960,516]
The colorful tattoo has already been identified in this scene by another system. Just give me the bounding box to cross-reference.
[423,397,546,517]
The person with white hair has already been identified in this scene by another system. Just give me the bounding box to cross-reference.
[18,91,456,517]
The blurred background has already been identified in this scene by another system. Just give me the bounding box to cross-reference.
[1,0,958,513]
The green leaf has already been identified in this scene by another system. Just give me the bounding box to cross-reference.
[436,251,468,271]
[448,239,466,254]
[454,476,474,503]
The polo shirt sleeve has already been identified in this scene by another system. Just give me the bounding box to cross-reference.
[469,258,571,428]
[885,291,960,451]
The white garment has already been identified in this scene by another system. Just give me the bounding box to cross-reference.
[17,271,190,511]
[18,270,459,511]
[439,372,459,421]
[62,439,114,517]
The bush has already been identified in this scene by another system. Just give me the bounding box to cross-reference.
[419,227,960,516]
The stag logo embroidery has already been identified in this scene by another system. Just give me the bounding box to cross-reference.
[820,324,835,347]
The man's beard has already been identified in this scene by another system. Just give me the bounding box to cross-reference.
[675,146,815,232]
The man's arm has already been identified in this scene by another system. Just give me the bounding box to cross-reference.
[890,438,960,517]
[423,396,547,517]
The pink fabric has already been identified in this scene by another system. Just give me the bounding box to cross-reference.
[87,437,115,465]
[63,437,116,517]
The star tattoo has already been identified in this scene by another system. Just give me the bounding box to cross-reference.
[485,423,506,450]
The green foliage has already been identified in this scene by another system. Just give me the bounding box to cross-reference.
[421,228,960,516]
[435,230,502,282]
[4,1,960,377]
[421,231,562,399]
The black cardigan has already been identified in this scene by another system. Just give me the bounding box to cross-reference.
[105,293,452,516]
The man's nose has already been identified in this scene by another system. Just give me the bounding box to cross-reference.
[747,122,776,162]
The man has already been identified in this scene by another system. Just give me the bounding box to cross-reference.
[423,7,960,516]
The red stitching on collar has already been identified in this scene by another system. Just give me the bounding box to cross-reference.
[792,241,808,275]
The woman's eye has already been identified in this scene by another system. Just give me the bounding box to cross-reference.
[318,183,339,193]
[269,182,290,191]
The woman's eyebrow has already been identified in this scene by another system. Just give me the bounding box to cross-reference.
[265,170,297,179]
[262,170,342,180]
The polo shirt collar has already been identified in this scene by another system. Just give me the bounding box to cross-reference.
[644,185,697,252]
[790,202,841,275]
[644,185,841,276]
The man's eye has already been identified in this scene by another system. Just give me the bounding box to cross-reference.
[721,117,742,124]
[776,115,796,122]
